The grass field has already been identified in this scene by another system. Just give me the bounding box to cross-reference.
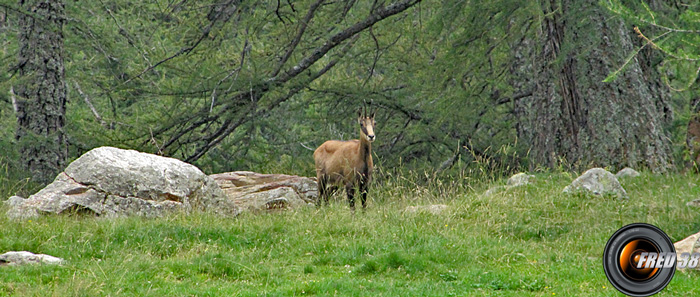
[1,171,700,296]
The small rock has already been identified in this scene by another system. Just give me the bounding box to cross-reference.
[616,167,640,178]
[506,173,535,187]
[405,204,448,215]
[0,251,64,266]
[687,199,700,208]
[563,168,628,198]
[483,173,534,196]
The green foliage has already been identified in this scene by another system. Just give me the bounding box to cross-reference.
[603,0,700,88]
[2,0,700,179]
[1,0,534,176]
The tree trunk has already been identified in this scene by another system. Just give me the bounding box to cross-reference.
[15,0,67,183]
[687,97,700,169]
[513,0,672,172]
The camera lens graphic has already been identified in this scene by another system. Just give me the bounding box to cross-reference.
[603,223,675,297]
[619,239,659,281]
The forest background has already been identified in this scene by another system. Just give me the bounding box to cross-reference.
[1,0,699,191]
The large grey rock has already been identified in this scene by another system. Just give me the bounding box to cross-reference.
[210,171,317,212]
[563,168,628,198]
[6,147,238,219]
[4,196,26,208]
[616,167,640,178]
[0,251,64,266]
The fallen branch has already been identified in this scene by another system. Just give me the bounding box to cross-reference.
[74,81,109,129]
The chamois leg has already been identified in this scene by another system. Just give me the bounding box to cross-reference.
[316,175,328,207]
[346,184,356,210]
[359,179,368,210]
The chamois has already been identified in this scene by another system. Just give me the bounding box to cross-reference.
[314,107,375,210]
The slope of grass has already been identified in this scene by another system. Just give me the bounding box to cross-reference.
[1,171,699,296]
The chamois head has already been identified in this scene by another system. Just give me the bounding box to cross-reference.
[358,107,376,142]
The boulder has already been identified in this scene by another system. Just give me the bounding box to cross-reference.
[675,231,700,270]
[404,204,448,215]
[6,147,238,219]
[563,168,628,198]
[210,171,317,212]
[506,172,535,187]
[5,196,25,208]
[616,167,640,178]
[0,251,64,266]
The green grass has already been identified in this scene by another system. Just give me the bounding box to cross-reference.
[1,171,700,296]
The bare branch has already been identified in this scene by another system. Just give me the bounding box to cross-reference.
[339,0,357,20]
[97,0,153,69]
[275,0,285,23]
[185,34,359,162]
[119,0,239,87]
[211,28,250,112]
[271,0,422,84]
[271,0,325,77]
[495,91,533,105]
[286,0,296,12]
[299,142,315,151]
[149,128,164,155]
[185,114,249,162]
[73,81,109,129]
[162,0,422,162]
[9,86,18,113]
[363,25,381,87]
[0,3,56,22]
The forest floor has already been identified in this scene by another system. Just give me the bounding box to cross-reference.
[1,171,699,296]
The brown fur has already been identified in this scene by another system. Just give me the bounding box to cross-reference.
[314,110,375,209]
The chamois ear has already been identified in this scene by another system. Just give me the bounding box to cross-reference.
[358,108,363,123]
[370,109,376,119]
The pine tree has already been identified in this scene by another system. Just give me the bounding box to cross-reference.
[14,0,67,183]
[512,0,672,172]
